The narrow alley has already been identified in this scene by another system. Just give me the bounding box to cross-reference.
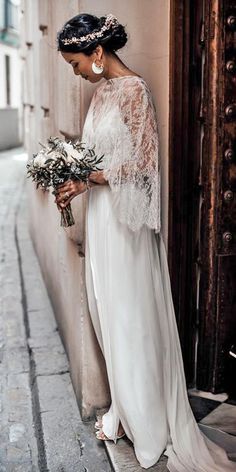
[0,148,112,472]
[1,148,236,472]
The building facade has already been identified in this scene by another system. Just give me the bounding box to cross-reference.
[22,0,236,418]
[0,0,22,150]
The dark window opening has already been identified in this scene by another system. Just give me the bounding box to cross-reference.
[5,55,11,106]
[4,0,19,30]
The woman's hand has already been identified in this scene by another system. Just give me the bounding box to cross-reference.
[55,179,87,209]
[55,171,108,210]
[88,171,108,186]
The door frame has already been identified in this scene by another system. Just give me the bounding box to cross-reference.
[168,0,196,385]
[168,0,236,392]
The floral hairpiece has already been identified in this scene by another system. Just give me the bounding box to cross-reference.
[61,14,119,45]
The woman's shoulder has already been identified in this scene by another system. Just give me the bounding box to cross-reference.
[92,75,154,113]
[112,75,149,90]
[96,75,150,94]
[117,77,155,111]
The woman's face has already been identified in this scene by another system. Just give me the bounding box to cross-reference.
[61,50,103,83]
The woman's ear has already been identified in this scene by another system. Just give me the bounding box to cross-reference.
[94,45,103,60]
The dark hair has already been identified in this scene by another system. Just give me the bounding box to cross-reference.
[57,13,127,55]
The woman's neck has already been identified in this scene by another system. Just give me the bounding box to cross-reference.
[103,52,136,80]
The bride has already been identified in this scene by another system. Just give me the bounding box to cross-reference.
[55,13,236,471]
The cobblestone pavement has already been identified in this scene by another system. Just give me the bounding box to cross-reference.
[0,148,112,472]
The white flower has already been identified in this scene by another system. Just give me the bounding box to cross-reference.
[63,143,83,162]
[33,152,47,167]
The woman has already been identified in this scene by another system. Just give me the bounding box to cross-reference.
[56,13,236,471]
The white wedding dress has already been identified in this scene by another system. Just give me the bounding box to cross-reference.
[82,76,236,471]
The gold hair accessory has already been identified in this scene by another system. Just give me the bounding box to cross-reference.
[61,14,119,45]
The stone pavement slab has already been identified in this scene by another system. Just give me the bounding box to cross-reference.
[200,402,236,436]
[105,439,168,472]
[200,403,236,461]
[37,374,110,472]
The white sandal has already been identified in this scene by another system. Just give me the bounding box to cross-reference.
[95,429,125,441]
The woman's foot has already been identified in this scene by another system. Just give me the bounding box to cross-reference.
[94,418,103,430]
[95,422,125,440]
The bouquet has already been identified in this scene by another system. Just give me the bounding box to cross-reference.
[26,136,103,227]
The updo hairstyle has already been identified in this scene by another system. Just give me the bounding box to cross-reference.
[57,13,127,55]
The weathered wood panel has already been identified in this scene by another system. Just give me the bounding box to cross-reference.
[169,0,236,392]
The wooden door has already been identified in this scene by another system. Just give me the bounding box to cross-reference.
[169,0,236,392]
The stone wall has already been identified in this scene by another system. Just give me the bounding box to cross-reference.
[22,0,170,418]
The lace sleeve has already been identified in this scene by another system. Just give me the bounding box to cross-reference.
[103,79,161,232]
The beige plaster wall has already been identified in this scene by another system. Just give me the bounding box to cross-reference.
[22,0,170,419]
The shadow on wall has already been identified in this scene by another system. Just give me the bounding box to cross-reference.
[0,108,22,151]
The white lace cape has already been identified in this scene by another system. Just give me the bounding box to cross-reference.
[82,76,161,232]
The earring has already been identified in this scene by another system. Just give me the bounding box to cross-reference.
[92,61,104,74]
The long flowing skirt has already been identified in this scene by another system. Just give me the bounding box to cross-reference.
[85,185,236,471]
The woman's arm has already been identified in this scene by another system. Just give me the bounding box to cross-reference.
[88,170,108,185]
